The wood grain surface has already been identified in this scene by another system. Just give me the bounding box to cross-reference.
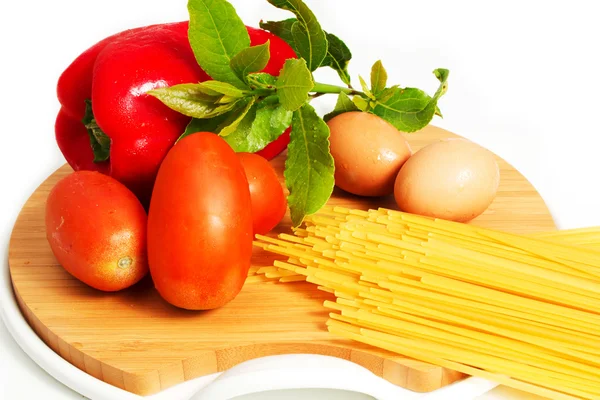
[8,126,556,396]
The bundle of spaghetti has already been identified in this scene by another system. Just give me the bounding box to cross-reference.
[254,206,600,400]
[249,223,600,283]
[534,226,600,249]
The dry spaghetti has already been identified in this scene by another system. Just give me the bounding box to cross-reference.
[253,206,600,400]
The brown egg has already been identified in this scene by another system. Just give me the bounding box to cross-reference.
[327,112,412,197]
[394,138,500,222]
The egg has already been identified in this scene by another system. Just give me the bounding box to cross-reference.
[327,111,412,197]
[394,138,500,222]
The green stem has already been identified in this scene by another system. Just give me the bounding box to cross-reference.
[261,94,280,105]
[312,82,363,96]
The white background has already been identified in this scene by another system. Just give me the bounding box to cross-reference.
[1,0,599,399]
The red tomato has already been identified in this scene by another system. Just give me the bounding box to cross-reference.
[237,153,287,235]
[147,132,253,310]
[45,171,148,291]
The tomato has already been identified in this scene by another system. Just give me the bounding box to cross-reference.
[237,153,287,235]
[45,171,148,291]
[147,132,253,310]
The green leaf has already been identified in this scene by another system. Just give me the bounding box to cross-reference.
[266,0,328,71]
[378,85,399,103]
[247,72,277,88]
[276,59,314,111]
[370,60,388,97]
[148,84,241,119]
[224,101,293,152]
[435,105,443,118]
[219,97,257,137]
[259,19,295,45]
[352,95,370,112]
[426,68,449,116]
[217,94,242,104]
[260,19,352,85]
[370,88,430,131]
[323,92,359,122]
[284,103,335,227]
[179,113,231,142]
[371,68,449,133]
[188,0,250,88]
[230,42,271,84]
[359,76,374,100]
[321,32,352,86]
[82,100,111,162]
[198,81,245,97]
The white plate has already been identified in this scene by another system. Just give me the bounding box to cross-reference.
[0,254,498,400]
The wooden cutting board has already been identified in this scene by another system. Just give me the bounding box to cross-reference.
[8,126,556,397]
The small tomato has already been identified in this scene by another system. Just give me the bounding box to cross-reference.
[45,171,148,291]
[237,153,287,235]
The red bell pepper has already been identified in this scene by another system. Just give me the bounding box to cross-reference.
[55,26,146,175]
[55,22,296,204]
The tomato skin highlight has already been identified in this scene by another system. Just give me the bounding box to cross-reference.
[237,153,287,235]
[147,132,253,310]
[45,171,148,291]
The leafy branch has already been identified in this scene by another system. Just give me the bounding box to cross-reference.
[149,0,449,227]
